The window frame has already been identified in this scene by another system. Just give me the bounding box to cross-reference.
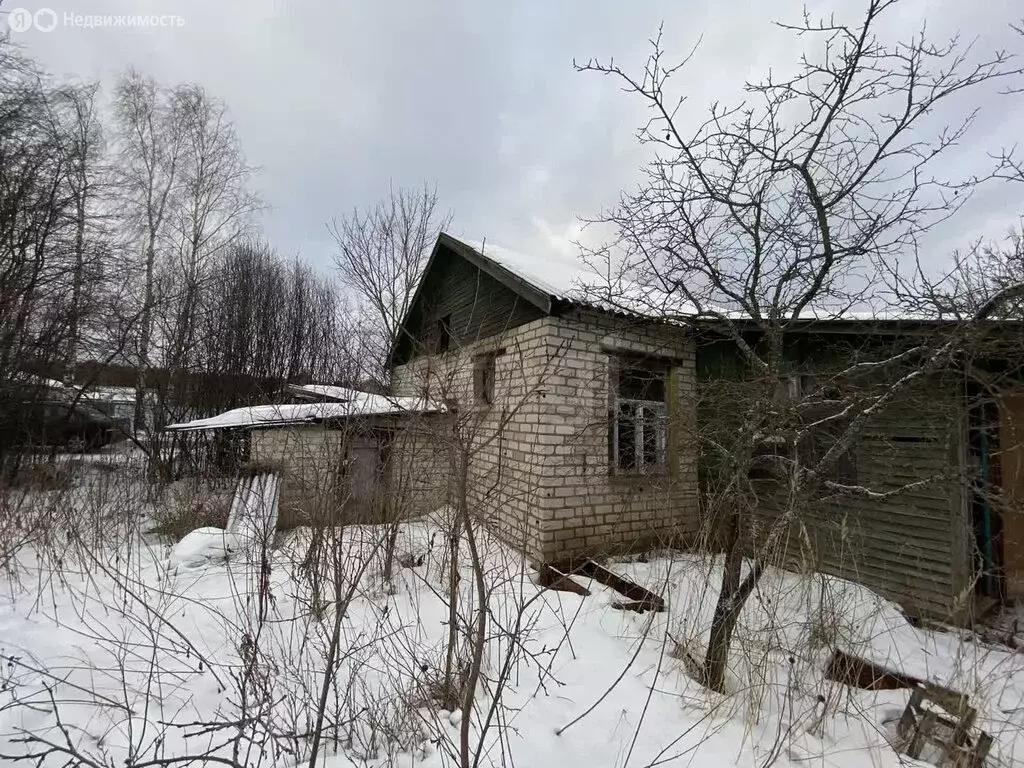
[609,356,670,475]
[611,398,668,474]
[473,350,501,406]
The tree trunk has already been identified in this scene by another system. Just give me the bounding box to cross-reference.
[442,451,468,709]
[66,193,86,385]
[135,238,157,440]
[381,520,400,582]
[702,512,764,693]
[459,480,487,768]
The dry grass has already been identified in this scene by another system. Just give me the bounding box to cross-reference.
[149,481,231,539]
[1,460,74,492]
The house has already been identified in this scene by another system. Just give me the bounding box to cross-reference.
[386,233,1024,624]
[164,231,1024,625]
[165,385,446,524]
[77,386,152,436]
[388,233,702,566]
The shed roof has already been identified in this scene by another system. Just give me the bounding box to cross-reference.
[164,390,444,432]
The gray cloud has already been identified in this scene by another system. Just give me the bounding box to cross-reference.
[8,0,1024,271]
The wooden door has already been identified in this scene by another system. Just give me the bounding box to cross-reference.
[347,444,378,515]
[999,392,1024,599]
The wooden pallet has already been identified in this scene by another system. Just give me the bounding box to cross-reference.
[896,686,992,768]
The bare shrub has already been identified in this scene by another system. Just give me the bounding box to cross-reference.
[148,479,231,538]
[0,461,73,493]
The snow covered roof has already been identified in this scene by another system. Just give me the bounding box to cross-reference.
[79,386,138,403]
[164,389,445,432]
[392,234,988,362]
[461,239,593,303]
[446,238,968,324]
[287,383,363,402]
[10,375,66,390]
[453,236,695,322]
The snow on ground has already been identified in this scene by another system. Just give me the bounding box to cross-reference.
[2,483,1024,767]
[170,526,252,569]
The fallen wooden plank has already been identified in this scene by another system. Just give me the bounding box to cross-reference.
[611,599,662,613]
[576,559,665,612]
[534,562,591,596]
[825,648,920,690]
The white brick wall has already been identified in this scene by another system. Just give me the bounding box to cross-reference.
[251,425,346,520]
[392,310,701,563]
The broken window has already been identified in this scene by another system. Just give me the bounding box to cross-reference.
[433,314,452,354]
[473,351,499,405]
[610,359,667,473]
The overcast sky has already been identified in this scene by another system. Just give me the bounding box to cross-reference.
[6,0,1024,273]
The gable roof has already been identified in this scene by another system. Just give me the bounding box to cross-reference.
[391,233,674,365]
[388,234,554,366]
[435,234,675,317]
[425,233,559,315]
[393,233,1006,365]
[447,236,593,305]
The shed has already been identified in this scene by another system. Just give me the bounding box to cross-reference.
[165,387,446,525]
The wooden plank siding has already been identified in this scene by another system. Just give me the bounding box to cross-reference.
[695,326,973,622]
[392,244,545,366]
[746,375,971,622]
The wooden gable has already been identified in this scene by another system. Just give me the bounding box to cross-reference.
[391,235,551,366]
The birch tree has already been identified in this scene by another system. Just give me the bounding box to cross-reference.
[49,82,108,383]
[162,83,259,375]
[114,70,185,438]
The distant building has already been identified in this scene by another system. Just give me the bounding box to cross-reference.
[165,385,445,524]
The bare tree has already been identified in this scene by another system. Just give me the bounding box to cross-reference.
[0,42,108,473]
[113,70,186,440]
[329,184,452,381]
[161,83,260,376]
[579,0,1023,691]
[328,184,451,578]
[48,81,109,384]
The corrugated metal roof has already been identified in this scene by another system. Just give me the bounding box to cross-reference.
[460,239,589,302]
[454,236,695,323]
[448,237,967,325]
